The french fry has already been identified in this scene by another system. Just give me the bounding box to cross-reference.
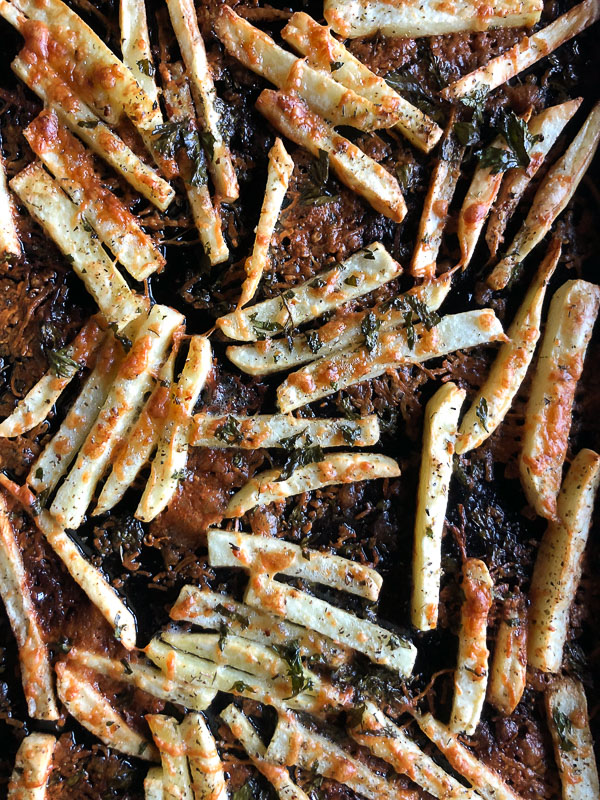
[146,715,193,799]
[441,0,600,101]
[166,0,238,202]
[10,163,145,331]
[207,528,382,600]
[411,136,464,279]
[528,450,600,673]
[488,102,600,290]
[7,733,56,800]
[0,491,58,720]
[256,91,407,222]
[180,714,227,800]
[215,6,397,132]
[281,12,442,153]
[349,703,478,800]
[449,559,493,735]
[545,678,599,800]
[245,573,416,674]
[221,705,310,800]
[190,414,380,449]
[519,281,600,520]
[488,594,527,715]
[225,452,400,518]
[51,305,183,530]
[414,713,524,800]
[411,382,465,631]
[218,242,401,341]
[238,139,293,307]
[486,99,582,258]
[169,586,352,666]
[136,336,212,522]
[323,0,542,38]
[144,767,164,800]
[0,146,20,262]
[120,0,159,106]
[456,239,561,455]
[24,112,165,281]
[12,56,174,210]
[0,316,104,439]
[277,309,506,413]
[227,274,452,375]
[57,662,158,760]
[266,711,415,800]
[160,61,229,266]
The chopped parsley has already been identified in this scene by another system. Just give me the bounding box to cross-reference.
[361,311,381,354]
[215,415,243,445]
[273,639,313,697]
[306,330,323,354]
[48,348,80,379]
[249,313,284,340]
[278,434,324,481]
[300,149,339,206]
[552,708,575,751]
[475,397,489,432]
[137,58,155,76]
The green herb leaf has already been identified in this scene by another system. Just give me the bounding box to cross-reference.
[330,61,344,71]
[404,295,441,330]
[279,437,324,481]
[339,395,360,420]
[215,415,243,444]
[48,348,80,379]
[280,430,306,451]
[137,58,155,77]
[459,86,489,125]
[395,162,416,192]
[339,424,359,445]
[475,397,489,432]
[498,111,544,169]
[552,708,576,751]
[361,311,380,354]
[77,119,99,129]
[300,149,339,206]
[215,603,249,629]
[152,121,183,158]
[478,145,520,174]
[454,120,480,146]
[198,130,216,161]
[249,313,284,340]
[306,330,323,354]
[229,680,255,694]
[273,639,313,697]
[109,322,132,352]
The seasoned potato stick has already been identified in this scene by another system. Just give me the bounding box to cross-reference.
[215,7,397,132]
[0,492,58,720]
[486,99,582,258]
[0,316,103,438]
[57,662,157,760]
[12,56,174,210]
[208,528,382,600]
[190,414,379,449]
[120,0,159,106]
[51,305,184,530]
[489,103,600,290]
[528,450,600,673]
[238,139,294,307]
[169,586,352,666]
[266,712,414,800]
[349,703,478,800]
[520,280,600,519]
[441,0,600,101]
[166,0,238,202]
[24,112,165,281]
[10,163,145,331]
[225,452,400,517]
[324,0,542,38]
[411,382,465,631]
[281,13,442,153]
[218,242,401,341]
[256,90,406,222]
[457,239,561,454]
[144,768,164,800]
[0,145,20,262]
[449,558,493,735]
[277,309,506,412]
[136,336,212,522]
[227,274,452,375]
[245,573,416,674]
[180,714,227,800]
[415,713,524,800]
[8,733,56,800]
[146,715,193,799]
[488,593,527,715]
[546,678,599,800]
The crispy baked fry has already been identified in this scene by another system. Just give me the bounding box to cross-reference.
[7,733,56,800]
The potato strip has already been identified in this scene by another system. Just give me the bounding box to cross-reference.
[136,336,212,523]
[488,594,527,716]
[218,242,401,341]
[146,715,193,800]
[519,280,600,520]
[456,239,561,454]
[0,145,20,262]
[256,91,407,222]
[546,678,599,800]
[144,768,164,800]
[245,573,416,674]
[0,491,58,720]
[238,138,294,307]
[181,714,228,800]
[528,449,600,673]
[488,102,600,290]
[10,163,145,331]
[207,528,382,600]
[57,662,158,760]
[120,0,159,107]
[0,316,104,438]
[281,13,442,153]
[323,0,542,38]
[7,733,56,800]
[441,0,600,101]
[276,309,505,413]
[411,382,465,631]
[51,305,184,530]
[169,586,352,666]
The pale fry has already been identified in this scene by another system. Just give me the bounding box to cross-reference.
[145,768,164,800]
[488,594,527,715]
[0,145,20,262]
[8,733,56,800]
[120,0,159,105]
[146,714,193,799]
[180,714,227,800]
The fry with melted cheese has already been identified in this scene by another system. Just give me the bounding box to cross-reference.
[488,593,527,715]
[7,733,56,800]
[146,715,193,799]
[0,145,19,262]
[180,713,228,800]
